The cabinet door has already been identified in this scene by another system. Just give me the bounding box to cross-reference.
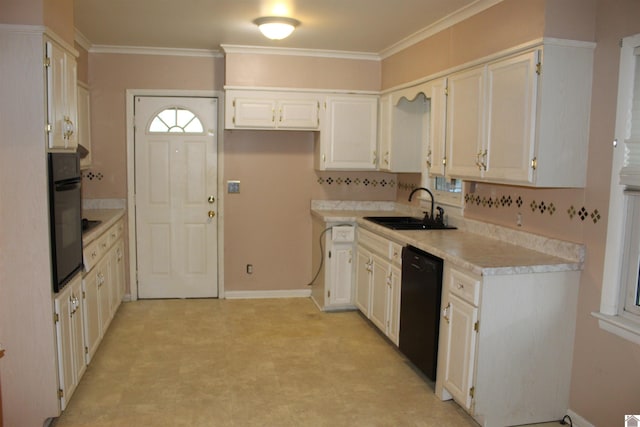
[442,293,478,410]
[77,84,92,169]
[82,272,101,362]
[232,98,277,128]
[387,264,401,346]
[96,256,111,338]
[378,94,392,171]
[329,242,354,306]
[427,78,447,177]
[46,41,77,150]
[320,96,378,170]
[54,286,74,410]
[484,51,538,184]
[70,279,86,386]
[355,246,372,315]
[369,253,389,332]
[278,99,319,129]
[446,66,485,179]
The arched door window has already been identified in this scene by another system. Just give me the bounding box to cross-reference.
[148,107,204,133]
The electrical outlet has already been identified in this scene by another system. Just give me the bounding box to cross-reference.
[228,180,240,193]
[516,212,523,227]
[246,264,253,274]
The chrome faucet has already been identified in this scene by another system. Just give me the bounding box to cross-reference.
[408,187,444,226]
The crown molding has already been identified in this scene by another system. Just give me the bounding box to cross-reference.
[89,44,223,58]
[380,0,505,59]
[74,29,92,52]
[221,44,381,61]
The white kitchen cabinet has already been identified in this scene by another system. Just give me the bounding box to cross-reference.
[445,65,486,179]
[425,77,448,177]
[378,91,426,173]
[440,268,479,411]
[436,263,581,426]
[77,84,92,169]
[445,41,594,187]
[310,219,356,311]
[225,89,320,130]
[315,95,378,170]
[45,38,77,151]
[356,228,402,345]
[82,218,125,363]
[54,273,85,410]
[355,245,373,315]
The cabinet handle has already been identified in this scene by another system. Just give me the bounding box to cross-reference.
[425,149,432,168]
[372,150,377,165]
[279,108,283,123]
[384,151,390,165]
[443,302,451,323]
[481,150,488,171]
[272,109,275,123]
[457,283,464,290]
[475,151,483,170]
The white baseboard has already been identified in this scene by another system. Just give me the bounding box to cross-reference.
[566,409,595,427]
[224,289,312,299]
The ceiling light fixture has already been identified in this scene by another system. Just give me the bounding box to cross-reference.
[254,16,300,40]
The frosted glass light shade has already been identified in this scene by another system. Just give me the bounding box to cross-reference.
[254,16,300,40]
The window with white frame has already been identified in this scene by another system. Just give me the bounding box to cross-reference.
[595,34,640,344]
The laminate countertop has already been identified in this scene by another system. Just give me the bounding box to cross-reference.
[311,209,584,277]
[82,209,126,245]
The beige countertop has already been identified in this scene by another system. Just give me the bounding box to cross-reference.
[311,208,583,277]
[82,209,126,245]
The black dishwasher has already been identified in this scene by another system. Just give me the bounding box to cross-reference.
[399,245,443,381]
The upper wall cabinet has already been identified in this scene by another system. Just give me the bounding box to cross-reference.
[46,38,78,151]
[378,90,427,173]
[446,40,594,187]
[225,89,320,130]
[315,94,378,170]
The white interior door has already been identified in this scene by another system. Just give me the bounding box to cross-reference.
[134,96,218,298]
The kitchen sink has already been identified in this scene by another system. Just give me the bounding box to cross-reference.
[363,216,457,230]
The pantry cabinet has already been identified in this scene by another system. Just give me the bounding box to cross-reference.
[315,95,378,170]
[54,273,85,410]
[45,38,77,151]
[437,263,581,426]
[225,89,320,130]
[355,228,402,345]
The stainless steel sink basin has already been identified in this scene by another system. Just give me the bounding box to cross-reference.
[363,216,457,230]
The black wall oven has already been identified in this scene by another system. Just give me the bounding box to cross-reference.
[48,152,83,292]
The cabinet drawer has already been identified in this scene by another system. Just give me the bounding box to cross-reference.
[449,267,481,306]
[389,241,402,265]
[83,239,102,272]
[358,228,393,258]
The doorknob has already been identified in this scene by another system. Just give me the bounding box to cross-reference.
[208,196,215,204]
[208,211,216,218]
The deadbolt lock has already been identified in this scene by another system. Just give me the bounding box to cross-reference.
[208,196,215,204]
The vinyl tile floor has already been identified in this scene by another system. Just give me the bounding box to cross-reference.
[53,298,563,427]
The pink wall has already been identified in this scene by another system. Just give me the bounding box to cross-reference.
[0,0,42,26]
[225,53,380,91]
[382,0,546,90]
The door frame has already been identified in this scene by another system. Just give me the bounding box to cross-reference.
[125,89,225,301]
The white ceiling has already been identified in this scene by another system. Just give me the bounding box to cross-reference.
[74,0,500,55]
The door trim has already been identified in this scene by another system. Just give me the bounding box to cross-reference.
[125,89,225,300]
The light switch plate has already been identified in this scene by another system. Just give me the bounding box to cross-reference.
[228,180,240,193]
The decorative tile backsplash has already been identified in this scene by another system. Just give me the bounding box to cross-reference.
[82,170,104,181]
[316,176,396,188]
[464,191,601,224]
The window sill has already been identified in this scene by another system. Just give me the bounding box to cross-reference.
[592,311,640,345]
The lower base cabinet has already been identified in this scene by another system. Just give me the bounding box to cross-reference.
[437,263,580,427]
[355,228,402,345]
[54,273,86,410]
